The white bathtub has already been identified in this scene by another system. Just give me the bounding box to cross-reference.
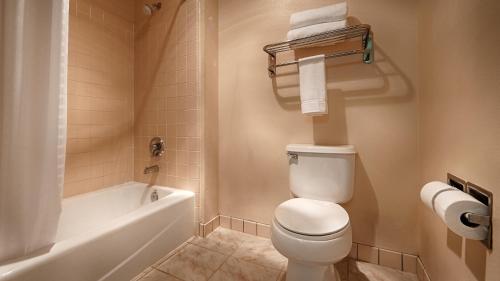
[0,182,195,281]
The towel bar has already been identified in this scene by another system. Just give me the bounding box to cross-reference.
[263,24,374,77]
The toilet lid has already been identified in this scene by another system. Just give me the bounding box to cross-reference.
[274,198,349,236]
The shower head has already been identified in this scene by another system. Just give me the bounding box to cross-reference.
[143,2,162,16]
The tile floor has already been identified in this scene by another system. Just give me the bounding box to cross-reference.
[132,228,418,281]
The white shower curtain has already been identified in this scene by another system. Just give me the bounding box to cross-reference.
[0,0,69,262]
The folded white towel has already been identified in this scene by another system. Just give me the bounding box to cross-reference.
[298,55,327,116]
[290,2,348,29]
[287,20,347,41]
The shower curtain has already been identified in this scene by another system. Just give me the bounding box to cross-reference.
[0,0,69,262]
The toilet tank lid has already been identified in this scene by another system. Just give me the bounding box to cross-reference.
[286,144,356,154]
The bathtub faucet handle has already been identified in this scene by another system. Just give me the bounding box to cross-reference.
[150,137,166,157]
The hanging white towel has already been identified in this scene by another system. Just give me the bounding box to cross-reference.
[290,2,348,29]
[287,20,347,41]
[298,55,327,116]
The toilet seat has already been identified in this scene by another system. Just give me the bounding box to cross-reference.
[271,217,352,265]
[274,198,350,240]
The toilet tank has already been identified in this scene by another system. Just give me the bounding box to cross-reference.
[287,144,356,203]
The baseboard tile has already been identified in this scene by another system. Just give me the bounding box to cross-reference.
[417,256,431,281]
[198,214,270,238]
[198,215,219,237]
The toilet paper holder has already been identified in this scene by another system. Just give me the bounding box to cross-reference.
[463,212,490,226]
[448,173,493,249]
[465,181,493,249]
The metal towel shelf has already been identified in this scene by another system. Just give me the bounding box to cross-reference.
[263,24,374,78]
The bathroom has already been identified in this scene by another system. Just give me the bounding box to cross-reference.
[0,0,499,280]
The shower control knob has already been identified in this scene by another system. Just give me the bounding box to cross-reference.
[150,137,166,157]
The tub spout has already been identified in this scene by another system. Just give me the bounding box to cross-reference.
[144,165,159,174]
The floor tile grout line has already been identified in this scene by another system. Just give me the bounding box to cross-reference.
[205,228,285,274]
[187,241,238,256]
[206,252,232,281]
[210,252,283,281]
[152,241,190,269]
[232,241,286,272]
[152,267,178,279]
[230,254,284,272]
[151,243,193,280]
[202,229,248,280]
[165,270,186,281]
[148,269,186,281]
[158,241,232,281]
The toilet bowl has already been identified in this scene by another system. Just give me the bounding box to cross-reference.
[271,144,356,281]
[271,198,352,281]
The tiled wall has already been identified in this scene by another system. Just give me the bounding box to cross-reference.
[65,0,135,197]
[133,0,204,223]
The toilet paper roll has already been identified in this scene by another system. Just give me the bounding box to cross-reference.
[420,181,489,240]
[420,181,456,211]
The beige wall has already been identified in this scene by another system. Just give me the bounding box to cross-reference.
[418,0,500,280]
[218,0,419,253]
[133,0,205,223]
[200,0,220,222]
[65,0,135,197]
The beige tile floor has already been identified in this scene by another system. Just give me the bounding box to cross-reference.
[132,228,418,281]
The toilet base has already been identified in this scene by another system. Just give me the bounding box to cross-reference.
[285,259,339,281]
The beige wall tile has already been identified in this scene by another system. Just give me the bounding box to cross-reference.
[402,254,417,274]
[256,223,271,238]
[231,218,244,232]
[220,215,231,229]
[212,216,220,229]
[379,249,402,270]
[243,220,257,235]
[203,221,213,237]
[357,244,379,264]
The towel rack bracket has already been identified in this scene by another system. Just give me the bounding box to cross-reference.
[362,32,374,64]
[268,54,276,78]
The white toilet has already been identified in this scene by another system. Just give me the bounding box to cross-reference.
[271,144,356,281]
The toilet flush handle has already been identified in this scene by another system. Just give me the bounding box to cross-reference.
[287,152,298,160]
